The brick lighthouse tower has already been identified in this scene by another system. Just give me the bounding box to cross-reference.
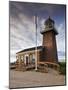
[41,16,58,63]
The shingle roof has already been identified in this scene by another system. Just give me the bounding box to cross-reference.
[16,46,43,54]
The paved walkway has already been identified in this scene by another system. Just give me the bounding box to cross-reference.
[9,69,65,89]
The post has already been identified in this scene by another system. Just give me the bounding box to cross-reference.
[34,15,38,71]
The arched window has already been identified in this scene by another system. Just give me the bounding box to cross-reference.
[21,55,24,61]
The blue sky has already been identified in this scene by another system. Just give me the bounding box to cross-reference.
[10,1,66,62]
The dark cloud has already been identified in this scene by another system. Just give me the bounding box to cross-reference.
[10,1,66,19]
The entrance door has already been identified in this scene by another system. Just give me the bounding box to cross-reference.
[26,56,28,65]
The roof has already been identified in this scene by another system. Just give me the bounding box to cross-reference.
[41,28,58,35]
[16,46,44,54]
[44,16,55,25]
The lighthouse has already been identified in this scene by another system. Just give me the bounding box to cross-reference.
[41,16,58,63]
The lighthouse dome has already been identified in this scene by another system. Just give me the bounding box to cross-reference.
[45,16,54,25]
[44,16,55,29]
[41,16,58,35]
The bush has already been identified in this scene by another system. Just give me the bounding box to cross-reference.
[59,62,66,75]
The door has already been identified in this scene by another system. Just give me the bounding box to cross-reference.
[26,56,28,65]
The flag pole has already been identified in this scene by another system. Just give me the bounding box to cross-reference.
[34,15,38,71]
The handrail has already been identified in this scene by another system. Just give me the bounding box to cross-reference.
[38,61,59,66]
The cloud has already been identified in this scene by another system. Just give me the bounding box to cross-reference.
[10,10,37,62]
[56,22,65,52]
[58,51,65,56]
[57,51,65,62]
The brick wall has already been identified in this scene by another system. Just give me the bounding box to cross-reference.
[42,30,58,63]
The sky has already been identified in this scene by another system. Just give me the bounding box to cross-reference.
[10,1,66,62]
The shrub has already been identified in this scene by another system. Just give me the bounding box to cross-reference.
[59,62,66,75]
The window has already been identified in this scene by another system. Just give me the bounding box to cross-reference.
[21,56,24,61]
[32,54,35,64]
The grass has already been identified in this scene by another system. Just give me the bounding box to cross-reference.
[59,62,66,75]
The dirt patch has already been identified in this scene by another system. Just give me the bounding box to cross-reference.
[9,69,65,89]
